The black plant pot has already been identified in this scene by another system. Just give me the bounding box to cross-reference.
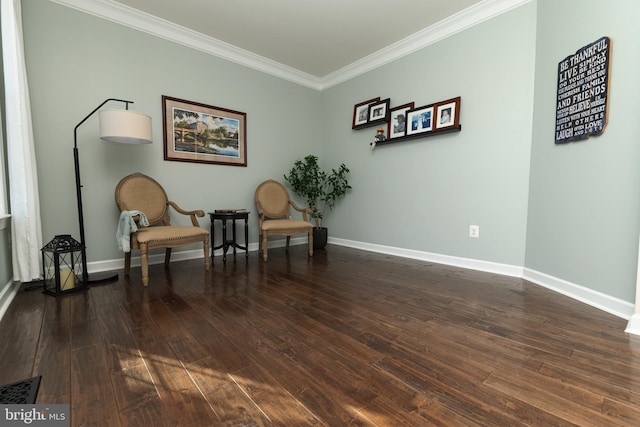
[313,227,328,249]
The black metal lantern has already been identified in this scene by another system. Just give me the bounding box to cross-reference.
[41,235,88,296]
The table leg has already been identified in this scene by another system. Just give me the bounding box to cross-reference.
[232,219,237,257]
[211,219,215,260]
[222,219,227,263]
[244,216,249,258]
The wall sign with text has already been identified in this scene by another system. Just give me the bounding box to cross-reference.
[555,36,611,144]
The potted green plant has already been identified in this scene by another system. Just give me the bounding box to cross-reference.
[284,154,351,248]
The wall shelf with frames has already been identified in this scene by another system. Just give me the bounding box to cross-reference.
[371,125,461,149]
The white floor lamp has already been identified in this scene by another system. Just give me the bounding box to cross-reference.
[74,98,152,284]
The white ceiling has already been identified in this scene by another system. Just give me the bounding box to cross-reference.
[52,0,530,89]
[112,0,482,77]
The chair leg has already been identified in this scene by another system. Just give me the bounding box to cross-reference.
[308,230,314,257]
[164,248,172,267]
[286,236,291,250]
[140,243,149,287]
[124,252,132,275]
[262,232,269,261]
[204,238,210,270]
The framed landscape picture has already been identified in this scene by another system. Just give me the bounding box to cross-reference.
[162,95,247,166]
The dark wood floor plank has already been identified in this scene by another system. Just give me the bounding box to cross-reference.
[95,307,145,373]
[538,357,640,408]
[419,319,547,371]
[0,361,34,386]
[173,307,252,372]
[70,344,121,427]
[185,356,271,426]
[361,390,486,427]
[230,363,327,426]
[0,286,45,336]
[118,398,174,427]
[484,366,626,426]
[110,364,173,427]
[128,325,217,425]
[2,245,640,426]
[375,355,520,426]
[141,299,211,363]
[0,288,44,376]
[602,397,640,426]
[31,317,71,404]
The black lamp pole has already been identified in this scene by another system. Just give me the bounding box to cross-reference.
[73,98,132,284]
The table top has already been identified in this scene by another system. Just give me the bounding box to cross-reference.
[208,210,250,218]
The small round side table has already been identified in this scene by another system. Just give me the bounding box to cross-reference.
[208,211,250,262]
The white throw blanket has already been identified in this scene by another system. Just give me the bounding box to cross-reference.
[116,210,149,252]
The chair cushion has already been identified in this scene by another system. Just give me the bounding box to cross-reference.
[262,219,313,231]
[134,226,208,244]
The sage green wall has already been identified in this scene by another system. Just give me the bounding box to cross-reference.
[526,0,640,302]
[320,3,537,266]
[15,0,640,307]
[22,0,321,264]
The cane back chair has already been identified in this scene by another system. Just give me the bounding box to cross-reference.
[115,172,209,286]
[254,179,313,261]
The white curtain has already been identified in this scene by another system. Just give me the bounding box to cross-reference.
[0,99,7,215]
[1,0,43,282]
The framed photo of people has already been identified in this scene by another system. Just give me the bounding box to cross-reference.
[434,97,461,130]
[406,104,435,136]
[387,102,414,140]
[353,95,461,147]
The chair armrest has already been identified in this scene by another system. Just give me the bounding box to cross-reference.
[168,200,204,227]
[289,200,311,222]
[254,201,266,227]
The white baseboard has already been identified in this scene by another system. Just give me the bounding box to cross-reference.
[83,236,638,333]
[84,238,301,273]
[522,268,634,320]
[625,314,640,335]
[329,237,636,327]
[328,237,524,277]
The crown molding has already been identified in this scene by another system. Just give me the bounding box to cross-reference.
[50,0,531,92]
[319,0,532,90]
[49,0,324,90]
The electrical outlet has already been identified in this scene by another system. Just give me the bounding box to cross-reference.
[469,225,480,238]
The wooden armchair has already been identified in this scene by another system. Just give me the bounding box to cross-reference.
[115,173,209,286]
[254,179,313,261]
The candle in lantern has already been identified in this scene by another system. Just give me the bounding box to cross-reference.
[59,268,76,291]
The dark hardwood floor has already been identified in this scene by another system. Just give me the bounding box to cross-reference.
[2,244,640,426]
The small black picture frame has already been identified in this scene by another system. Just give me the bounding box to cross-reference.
[368,98,390,124]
